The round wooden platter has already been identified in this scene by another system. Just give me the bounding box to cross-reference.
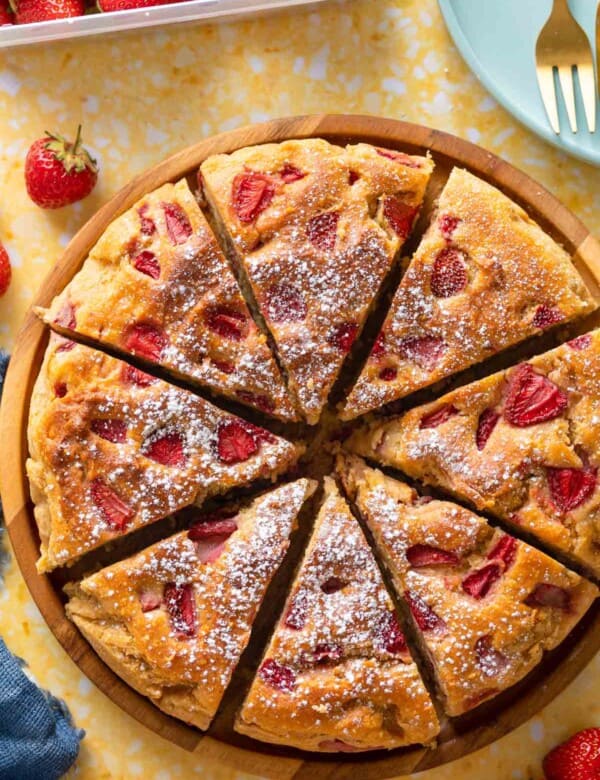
[3,114,600,780]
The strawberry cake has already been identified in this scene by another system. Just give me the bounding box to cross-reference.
[66,478,316,730]
[347,329,600,575]
[41,179,296,421]
[338,455,598,715]
[27,336,302,571]
[235,477,439,751]
[340,168,595,420]
[201,138,433,424]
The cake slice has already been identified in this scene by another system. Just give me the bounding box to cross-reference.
[338,455,598,716]
[65,478,316,730]
[340,168,596,419]
[235,476,439,752]
[27,336,303,572]
[41,179,296,421]
[201,138,433,424]
[347,329,600,575]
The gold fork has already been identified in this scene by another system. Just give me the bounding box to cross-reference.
[535,0,596,134]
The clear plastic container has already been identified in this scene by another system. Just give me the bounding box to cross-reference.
[0,0,326,49]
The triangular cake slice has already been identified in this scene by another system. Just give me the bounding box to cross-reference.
[201,139,434,424]
[341,168,595,419]
[347,329,600,574]
[339,455,598,716]
[41,179,296,421]
[235,476,439,752]
[27,337,303,571]
[65,478,316,730]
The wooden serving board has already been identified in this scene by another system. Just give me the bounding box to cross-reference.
[2,114,600,780]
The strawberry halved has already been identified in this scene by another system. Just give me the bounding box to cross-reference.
[124,322,168,361]
[162,202,193,245]
[568,333,592,351]
[419,404,458,429]
[405,590,447,634]
[430,247,468,298]
[259,658,296,692]
[284,591,308,630]
[54,301,76,330]
[398,335,446,370]
[143,432,186,467]
[371,331,387,359]
[503,363,568,427]
[139,589,162,613]
[382,196,418,239]
[486,535,518,569]
[474,634,508,676]
[307,211,339,252]
[188,516,238,540]
[462,563,502,599]
[438,214,460,241]
[525,583,571,611]
[279,163,305,183]
[164,582,197,639]
[532,304,563,330]
[91,418,127,443]
[90,478,134,531]
[232,171,275,223]
[264,282,307,322]
[204,305,248,341]
[121,364,157,387]
[375,147,421,168]
[235,390,276,414]
[328,321,359,353]
[547,466,597,513]
[132,249,160,279]
[138,204,156,236]
[378,611,408,655]
[406,544,460,567]
[216,420,259,464]
[476,408,500,450]
[312,642,343,664]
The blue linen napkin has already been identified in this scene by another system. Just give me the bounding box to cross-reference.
[0,349,84,780]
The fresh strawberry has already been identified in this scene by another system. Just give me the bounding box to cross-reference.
[0,242,11,296]
[123,322,168,361]
[0,0,13,25]
[419,403,459,429]
[406,544,460,567]
[162,202,192,245]
[430,247,468,298]
[25,126,96,208]
[216,420,259,464]
[164,582,197,639]
[307,211,339,252]
[532,304,563,329]
[204,305,248,341]
[398,335,446,370]
[382,196,418,239]
[131,249,160,279]
[476,408,500,450]
[328,321,358,353]
[143,432,186,467]
[320,576,346,594]
[405,590,447,634]
[90,478,134,531]
[379,366,398,381]
[462,563,502,599]
[378,611,408,655]
[474,635,507,675]
[503,363,568,427]
[259,658,296,691]
[232,171,274,223]
[438,214,460,241]
[547,466,597,513]
[543,727,600,780]
[98,0,178,11]
[14,0,83,22]
[525,583,571,610]
[90,418,127,443]
[264,282,307,322]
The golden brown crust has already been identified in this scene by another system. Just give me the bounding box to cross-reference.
[235,477,439,752]
[201,139,433,424]
[27,337,303,571]
[347,328,600,574]
[338,455,598,716]
[41,179,296,421]
[341,168,596,419]
[66,479,316,730]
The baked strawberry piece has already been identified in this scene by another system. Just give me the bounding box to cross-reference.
[340,168,595,420]
[338,455,597,716]
[41,179,296,421]
[66,478,316,730]
[235,476,439,751]
[27,337,303,571]
[201,139,433,424]
[347,328,600,574]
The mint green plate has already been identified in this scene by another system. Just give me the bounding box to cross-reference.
[438,0,600,166]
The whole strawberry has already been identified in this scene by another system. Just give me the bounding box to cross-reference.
[0,0,14,24]
[543,727,600,780]
[25,126,97,209]
[0,242,12,297]
[98,0,177,10]
[12,0,84,23]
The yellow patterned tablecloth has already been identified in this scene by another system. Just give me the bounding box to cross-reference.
[1,1,600,777]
